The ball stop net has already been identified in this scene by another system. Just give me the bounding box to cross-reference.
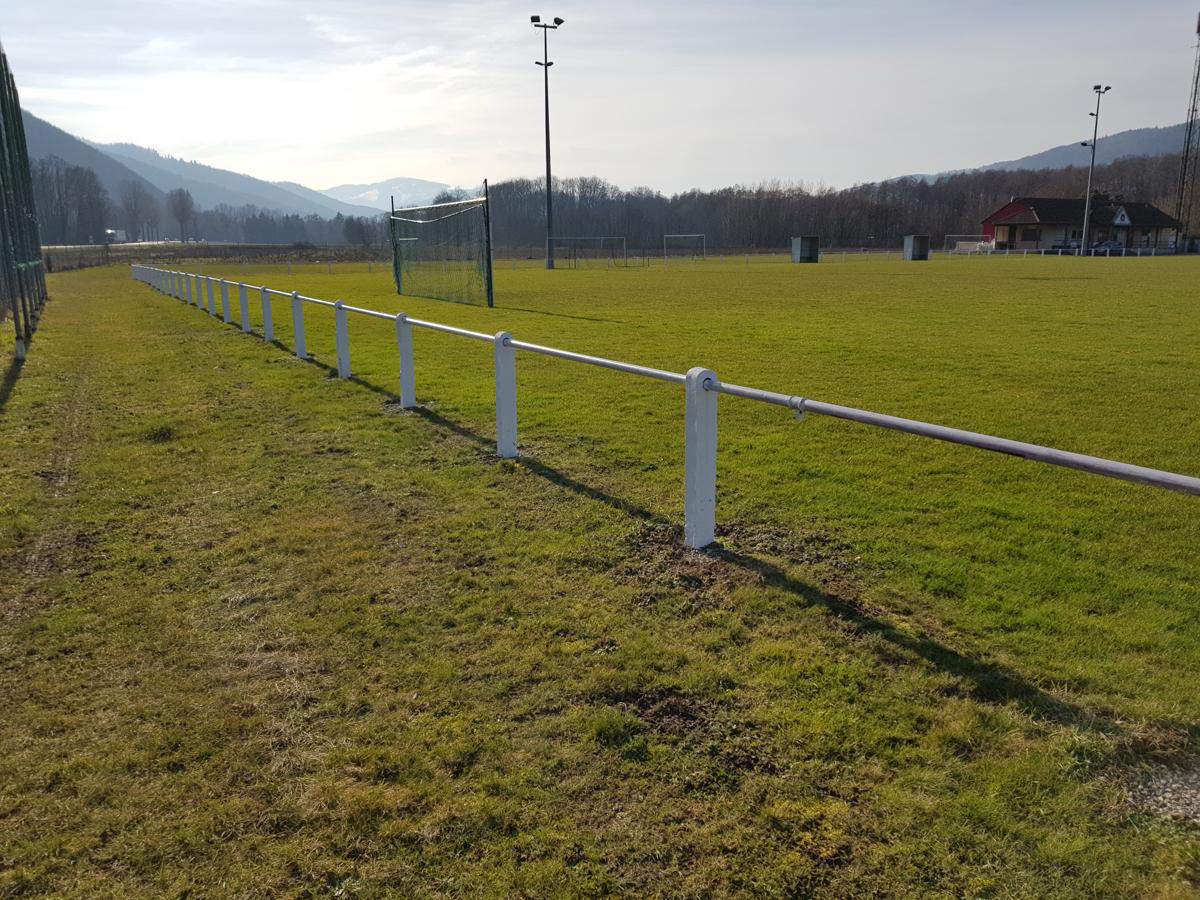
[388,192,494,307]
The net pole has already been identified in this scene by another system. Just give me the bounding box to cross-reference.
[389,195,402,295]
[483,179,495,308]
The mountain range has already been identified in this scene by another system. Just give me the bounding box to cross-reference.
[322,177,452,212]
[21,110,446,220]
[19,108,1191,220]
[94,141,384,219]
[978,122,1187,172]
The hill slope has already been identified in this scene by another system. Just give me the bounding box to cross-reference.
[21,111,163,203]
[97,142,382,218]
[321,176,450,212]
[981,122,1187,172]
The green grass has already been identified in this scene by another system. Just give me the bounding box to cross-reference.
[1,256,1198,896]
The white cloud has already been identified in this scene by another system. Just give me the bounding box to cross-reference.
[5,0,1196,192]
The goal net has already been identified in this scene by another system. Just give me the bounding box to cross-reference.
[389,194,494,306]
[663,233,706,261]
[944,234,994,253]
[551,236,628,268]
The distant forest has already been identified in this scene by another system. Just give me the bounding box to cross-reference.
[484,152,1184,252]
[30,151,1186,252]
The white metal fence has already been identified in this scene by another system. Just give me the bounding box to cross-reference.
[131,265,1200,549]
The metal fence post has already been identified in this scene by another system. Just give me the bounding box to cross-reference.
[206,277,216,316]
[220,279,231,323]
[334,301,351,378]
[238,283,250,332]
[262,288,274,341]
[291,291,307,359]
[186,274,194,306]
[494,331,518,458]
[395,314,415,408]
[684,366,718,549]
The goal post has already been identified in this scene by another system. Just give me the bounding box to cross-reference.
[663,233,706,262]
[388,183,494,307]
[550,236,628,268]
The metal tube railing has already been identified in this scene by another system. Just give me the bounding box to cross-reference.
[713,381,1200,496]
[506,337,686,385]
[130,265,1200,549]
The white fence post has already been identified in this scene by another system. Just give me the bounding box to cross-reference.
[262,288,274,341]
[238,283,250,332]
[334,300,351,378]
[186,275,194,305]
[684,366,718,550]
[291,291,307,359]
[220,279,231,323]
[395,314,415,408]
[494,331,518,458]
[206,277,216,316]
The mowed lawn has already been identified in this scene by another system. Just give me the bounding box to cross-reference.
[1,256,1198,896]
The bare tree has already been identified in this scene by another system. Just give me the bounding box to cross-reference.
[166,188,195,241]
[119,181,156,242]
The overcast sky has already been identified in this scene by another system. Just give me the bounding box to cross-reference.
[4,0,1197,193]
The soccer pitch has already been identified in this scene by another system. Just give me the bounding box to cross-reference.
[2,256,1198,894]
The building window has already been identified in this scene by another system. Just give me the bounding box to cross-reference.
[1021,227,1039,242]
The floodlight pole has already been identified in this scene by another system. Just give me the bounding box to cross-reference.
[1080,85,1111,255]
[532,16,563,270]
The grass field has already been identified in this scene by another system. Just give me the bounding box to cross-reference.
[2,256,1199,896]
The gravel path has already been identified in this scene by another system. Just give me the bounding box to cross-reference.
[1126,764,1200,824]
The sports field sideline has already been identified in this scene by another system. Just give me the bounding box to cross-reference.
[1,256,1198,894]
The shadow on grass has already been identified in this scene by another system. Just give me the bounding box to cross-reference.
[0,355,25,415]
[187,311,1135,738]
[400,402,1112,734]
[497,305,626,325]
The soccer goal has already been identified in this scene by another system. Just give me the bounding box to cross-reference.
[944,234,994,254]
[551,236,628,269]
[389,187,494,307]
[663,233,706,263]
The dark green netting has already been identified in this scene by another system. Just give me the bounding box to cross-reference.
[0,42,46,345]
[389,196,493,307]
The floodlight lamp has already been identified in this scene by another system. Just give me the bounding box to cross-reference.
[531,15,540,23]
[553,17,564,25]
[1103,86,1111,92]
[1093,84,1102,91]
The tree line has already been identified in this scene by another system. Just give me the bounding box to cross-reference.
[30,157,383,248]
[480,152,1184,253]
[28,150,1185,252]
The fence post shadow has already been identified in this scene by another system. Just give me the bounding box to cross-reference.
[397,401,1125,736]
[0,355,25,414]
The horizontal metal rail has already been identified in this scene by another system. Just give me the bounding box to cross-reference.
[406,317,493,342]
[339,303,396,322]
[506,337,686,385]
[130,265,1200,550]
[713,382,1200,496]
